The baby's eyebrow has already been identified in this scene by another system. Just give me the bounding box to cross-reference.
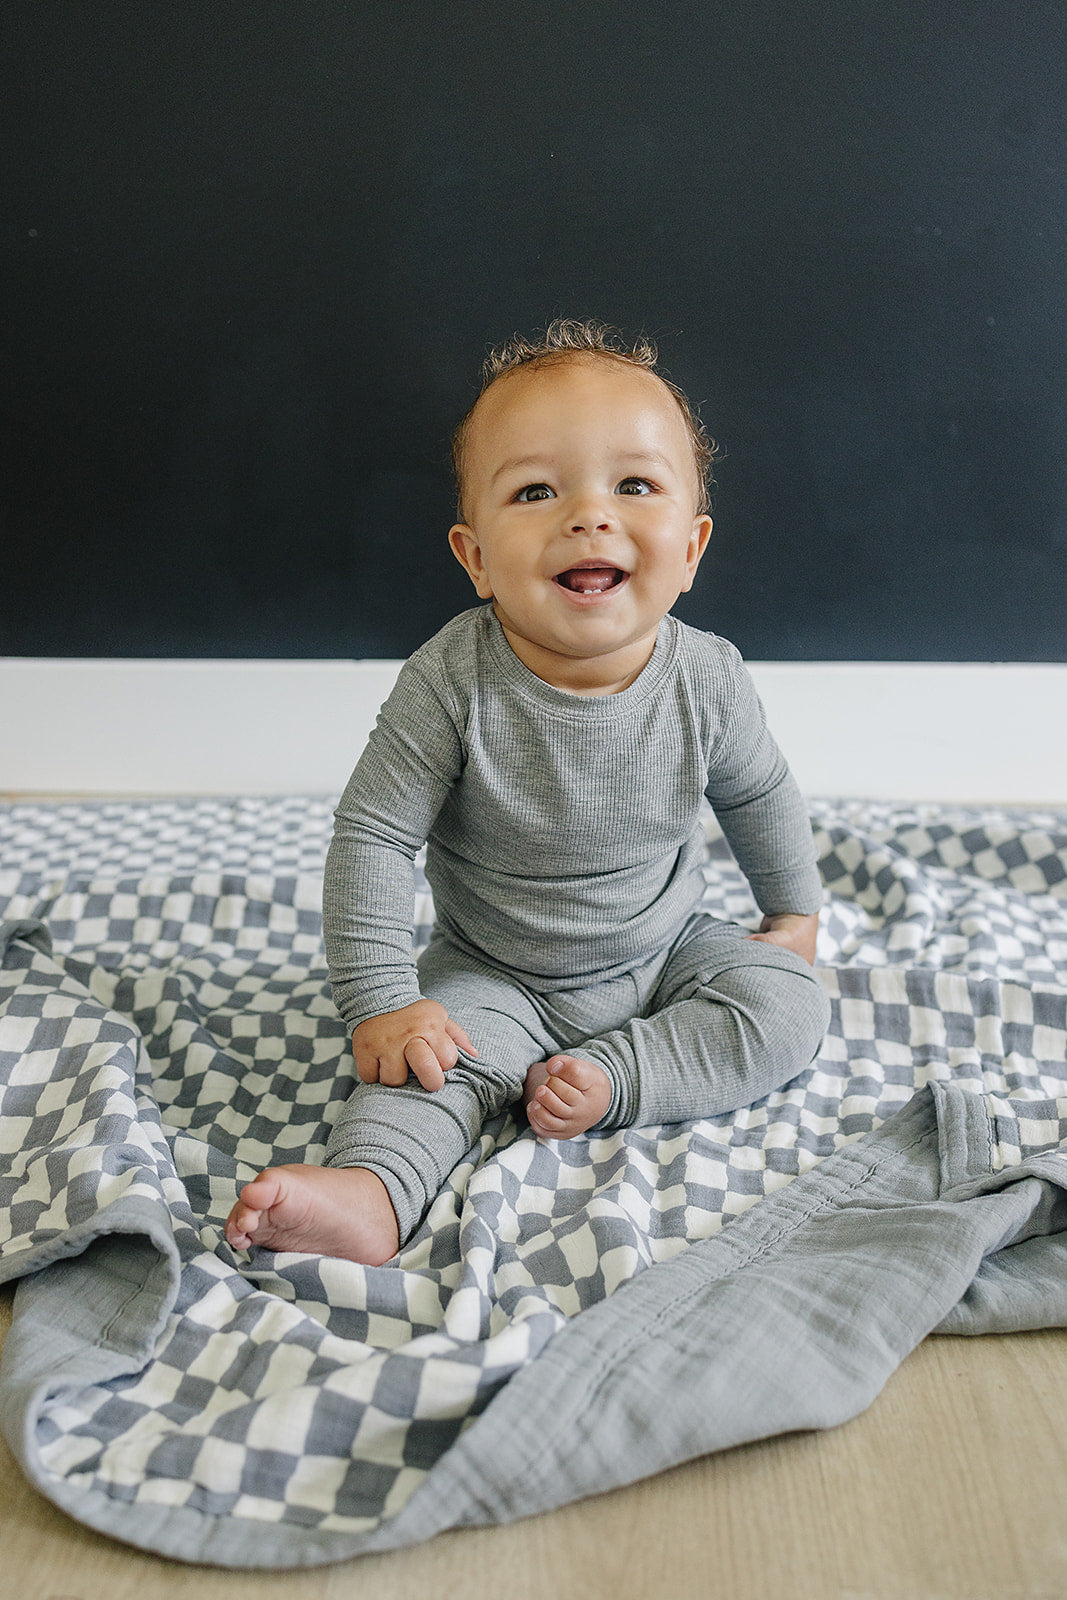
[490,456,548,485]
[616,451,673,471]
[490,449,676,486]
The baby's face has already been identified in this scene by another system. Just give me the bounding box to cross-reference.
[449,357,712,694]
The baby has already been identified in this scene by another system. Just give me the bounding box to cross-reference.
[225,319,831,1265]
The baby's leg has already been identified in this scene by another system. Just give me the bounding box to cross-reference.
[578,919,832,1131]
[320,940,558,1249]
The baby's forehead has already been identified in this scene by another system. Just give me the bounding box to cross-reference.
[469,359,691,465]
[483,351,671,414]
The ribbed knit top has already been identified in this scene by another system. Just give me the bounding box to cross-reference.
[323,605,822,1028]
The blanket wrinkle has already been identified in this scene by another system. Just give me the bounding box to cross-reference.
[0,918,52,960]
[381,1083,1067,1542]
[0,797,1065,1567]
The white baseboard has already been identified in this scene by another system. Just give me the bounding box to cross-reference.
[2,657,1065,804]
[749,662,1066,806]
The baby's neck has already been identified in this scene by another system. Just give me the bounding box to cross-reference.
[548,660,650,696]
[496,614,659,696]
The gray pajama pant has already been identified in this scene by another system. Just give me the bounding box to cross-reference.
[324,914,831,1246]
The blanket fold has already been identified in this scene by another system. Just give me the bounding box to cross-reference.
[379,1081,1067,1546]
[0,798,1064,1567]
[0,921,181,1290]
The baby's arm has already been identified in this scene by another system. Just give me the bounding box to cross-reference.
[705,646,824,948]
[352,999,477,1091]
[324,657,467,1067]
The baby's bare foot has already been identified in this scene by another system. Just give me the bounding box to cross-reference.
[523,1054,612,1140]
[224,1164,400,1265]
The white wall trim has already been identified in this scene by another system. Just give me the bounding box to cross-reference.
[2,657,1065,804]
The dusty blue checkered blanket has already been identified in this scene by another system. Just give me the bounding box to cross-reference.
[1,798,1065,1567]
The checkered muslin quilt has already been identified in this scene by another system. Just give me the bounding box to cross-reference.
[0,797,1065,1567]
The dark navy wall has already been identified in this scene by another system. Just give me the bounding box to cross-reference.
[4,2,1066,659]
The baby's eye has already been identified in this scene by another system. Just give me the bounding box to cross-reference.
[515,483,555,503]
[616,478,653,495]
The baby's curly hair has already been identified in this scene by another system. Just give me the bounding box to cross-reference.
[451,318,718,518]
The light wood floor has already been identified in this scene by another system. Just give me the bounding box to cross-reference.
[3,1285,1066,1600]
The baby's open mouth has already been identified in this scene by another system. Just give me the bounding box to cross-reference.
[554,566,627,595]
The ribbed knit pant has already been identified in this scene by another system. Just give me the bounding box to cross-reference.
[324,914,831,1244]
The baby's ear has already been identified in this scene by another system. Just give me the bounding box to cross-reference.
[448,524,494,598]
[681,514,713,589]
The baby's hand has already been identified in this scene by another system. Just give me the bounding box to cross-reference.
[746,912,819,966]
[352,1000,477,1091]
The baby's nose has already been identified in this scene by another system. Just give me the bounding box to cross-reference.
[568,500,613,533]
[566,488,616,534]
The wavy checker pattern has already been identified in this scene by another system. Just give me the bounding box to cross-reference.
[1,796,1065,1542]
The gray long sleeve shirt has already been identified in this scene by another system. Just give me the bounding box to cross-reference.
[323,605,822,1031]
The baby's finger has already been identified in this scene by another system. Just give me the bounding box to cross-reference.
[405,1036,446,1092]
[444,1017,478,1057]
[377,1051,410,1087]
[353,1043,383,1084]
[430,1030,460,1072]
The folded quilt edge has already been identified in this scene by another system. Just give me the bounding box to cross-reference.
[379,1083,1067,1546]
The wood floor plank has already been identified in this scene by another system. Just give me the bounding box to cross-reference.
[4,1284,1066,1600]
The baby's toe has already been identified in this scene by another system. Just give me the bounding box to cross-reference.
[542,1076,581,1110]
[554,1055,606,1092]
[528,1094,567,1130]
[225,1215,253,1248]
